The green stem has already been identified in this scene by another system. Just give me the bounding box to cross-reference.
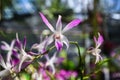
[70,41,83,80]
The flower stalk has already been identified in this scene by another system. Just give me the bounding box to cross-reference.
[70,41,83,80]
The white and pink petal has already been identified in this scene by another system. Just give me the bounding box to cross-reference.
[39,12,55,32]
[62,19,81,33]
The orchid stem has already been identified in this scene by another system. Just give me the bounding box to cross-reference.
[70,41,83,80]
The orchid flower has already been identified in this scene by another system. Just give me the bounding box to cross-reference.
[55,69,78,80]
[31,37,48,54]
[0,54,12,77]
[45,52,57,74]
[32,67,50,80]
[15,33,33,71]
[88,33,104,64]
[39,12,81,51]
[0,51,19,77]
[0,40,16,77]
[32,71,42,80]
[1,40,15,62]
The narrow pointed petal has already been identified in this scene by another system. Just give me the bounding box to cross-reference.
[1,45,8,51]
[12,50,19,58]
[18,56,26,71]
[0,54,7,68]
[1,41,9,50]
[21,49,27,55]
[62,19,81,33]
[56,15,62,32]
[98,33,104,45]
[23,36,26,49]
[55,40,63,51]
[7,40,15,62]
[15,40,22,49]
[39,12,55,32]
[51,64,55,74]
[95,54,99,64]
[11,40,15,48]
[7,51,12,62]
[61,35,69,50]
[31,43,39,49]
[94,33,104,48]
[94,36,97,45]
[56,57,64,64]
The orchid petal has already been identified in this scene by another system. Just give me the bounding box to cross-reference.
[18,56,26,71]
[56,15,62,32]
[31,37,49,53]
[15,40,22,49]
[7,51,12,63]
[15,33,23,49]
[11,57,19,67]
[18,49,32,71]
[45,52,57,74]
[23,36,26,49]
[7,40,15,62]
[98,33,104,45]
[0,70,10,77]
[51,63,55,74]
[11,40,15,48]
[56,57,64,64]
[62,19,81,33]
[21,61,32,70]
[47,35,54,45]
[12,50,19,58]
[1,41,10,50]
[18,54,32,71]
[61,35,69,50]
[39,12,55,32]
[0,54,7,69]
[55,40,63,51]
[94,36,97,45]
[95,54,100,64]
[94,33,104,48]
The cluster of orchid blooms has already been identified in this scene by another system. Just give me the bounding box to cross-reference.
[0,12,104,80]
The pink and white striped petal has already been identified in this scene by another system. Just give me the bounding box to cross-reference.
[56,15,62,32]
[62,19,81,33]
[39,12,55,32]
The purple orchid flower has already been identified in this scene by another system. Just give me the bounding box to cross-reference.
[55,69,78,80]
[88,33,104,63]
[0,52,19,77]
[45,52,57,74]
[32,67,50,80]
[0,54,11,77]
[31,37,48,54]
[94,33,104,49]
[0,39,22,77]
[15,33,33,71]
[39,12,81,51]
[1,40,15,62]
